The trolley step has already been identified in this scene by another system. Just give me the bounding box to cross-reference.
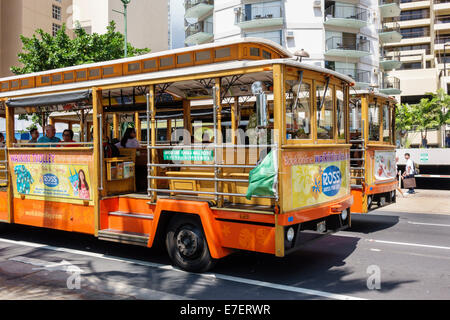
[350,139,364,143]
[350,167,365,170]
[98,229,149,246]
[350,158,365,161]
[351,184,363,189]
[108,211,154,220]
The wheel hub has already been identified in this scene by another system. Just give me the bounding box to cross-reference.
[176,230,199,257]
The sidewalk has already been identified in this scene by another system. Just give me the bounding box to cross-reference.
[384,189,450,215]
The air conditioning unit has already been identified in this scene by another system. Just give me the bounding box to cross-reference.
[313,0,321,8]
[286,31,294,38]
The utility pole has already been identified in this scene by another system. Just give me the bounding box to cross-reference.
[113,0,131,58]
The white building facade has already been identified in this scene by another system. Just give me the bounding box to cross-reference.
[187,0,402,95]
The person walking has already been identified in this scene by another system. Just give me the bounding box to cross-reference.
[395,156,404,198]
[402,153,416,194]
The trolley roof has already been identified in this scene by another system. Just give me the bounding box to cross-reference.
[0,38,354,102]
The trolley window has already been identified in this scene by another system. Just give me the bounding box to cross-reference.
[368,102,380,141]
[285,80,311,140]
[382,103,390,143]
[336,86,345,140]
[316,83,334,140]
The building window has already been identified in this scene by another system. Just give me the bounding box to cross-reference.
[52,23,61,36]
[244,30,282,45]
[52,5,61,20]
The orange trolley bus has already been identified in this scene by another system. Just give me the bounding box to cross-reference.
[0,39,355,272]
[349,90,397,214]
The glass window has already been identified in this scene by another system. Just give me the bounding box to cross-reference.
[383,104,390,142]
[336,87,346,140]
[349,97,362,139]
[369,103,380,141]
[316,84,334,140]
[286,80,311,140]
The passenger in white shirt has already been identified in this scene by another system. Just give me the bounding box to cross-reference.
[115,128,140,149]
[402,153,415,194]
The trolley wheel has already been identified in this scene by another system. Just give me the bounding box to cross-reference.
[367,195,373,211]
[165,215,216,273]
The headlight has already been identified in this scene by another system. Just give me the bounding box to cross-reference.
[341,209,348,221]
[286,227,295,242]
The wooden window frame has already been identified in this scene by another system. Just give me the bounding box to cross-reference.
[368,98,382,143]
[194,49,213,65]
[124,61,142,75]
[75,69,88,82]
[214,45,237,63]
[176,52,194,68]
[158,55,175,71]
[315,81,336,144]
[88,67,102,80]
[102,64,122,78]
[284,76,314,145]
[63,71,75,84]
[51,73,63,85]
[142,59,158,72]
[36,75,52,87]
[336,84,347,143]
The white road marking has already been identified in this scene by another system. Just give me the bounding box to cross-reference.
[370,248,381,252]
[408,221,450,228]
[0,237,366,301]
[366,239,450,251]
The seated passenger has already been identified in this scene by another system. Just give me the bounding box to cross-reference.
[115,128,140,149]
[0,133,5,147]
[37,125,61,147]
[28,128,39,144]
[61,129,81,147]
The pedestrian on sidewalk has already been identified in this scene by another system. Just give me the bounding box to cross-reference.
[395,156,404,197]
[402,153,416,194]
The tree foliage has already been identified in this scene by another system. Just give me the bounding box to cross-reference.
[12,21,149,131]
[12,21,149,75]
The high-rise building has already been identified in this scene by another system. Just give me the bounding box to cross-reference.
[72,0,169,53]
[0,0,73,77]
[385,0,450,103]
[184,0,214,46]
[213,0,402,96]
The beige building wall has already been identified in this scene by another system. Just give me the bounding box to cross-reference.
[72,0,168,53]
[0,0,73,77]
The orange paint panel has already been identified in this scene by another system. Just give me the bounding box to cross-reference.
[108,215,152,235]
[366,180,397,195]
[13,198,95,234]
[350,189,365,214]
[0,191,7,221]
[118,197,154,214]
[214,210,275,225]
[218,221,275,255]
[100,198,119,230]
[278,194,353,225]
[150,199,232,259]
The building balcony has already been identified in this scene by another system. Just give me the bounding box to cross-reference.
[185,21,214,45]
[324,4,369,29]
[400,1,431,11]
[379,22,402,43]
[380,76,401,95]
[435,36,450,51]
[235,5,283,30]
[325,36,371,58]
[435,15,450,31]
[184,0,214,19]
[379,0,401,18]
[434,0,450,12]
[380,52,403,70]
[335,68,371,89]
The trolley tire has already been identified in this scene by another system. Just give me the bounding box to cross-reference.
[165,215,216,273]
[367,195,373,211]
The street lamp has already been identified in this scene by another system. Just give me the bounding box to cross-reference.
[113,0,131,58]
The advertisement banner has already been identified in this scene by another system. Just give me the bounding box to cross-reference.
[9,152,93,202]
[282,150,350,211]
[374,151,396,181]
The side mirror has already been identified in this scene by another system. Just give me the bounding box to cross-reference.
[252,81,268,128]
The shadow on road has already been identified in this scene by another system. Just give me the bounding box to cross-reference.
[347,213,400,234]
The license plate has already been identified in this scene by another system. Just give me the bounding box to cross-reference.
[317,221,326,233]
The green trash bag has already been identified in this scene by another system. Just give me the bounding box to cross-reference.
[246,150,277,200]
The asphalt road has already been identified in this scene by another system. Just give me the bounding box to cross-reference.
[0,205,449,300]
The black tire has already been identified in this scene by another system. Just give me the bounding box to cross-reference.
[367,195,373,211]
[165,215,216,273]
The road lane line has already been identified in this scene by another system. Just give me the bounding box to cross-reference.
[0,237,366,301]
[407,221,450,228]
[366,239,450,251]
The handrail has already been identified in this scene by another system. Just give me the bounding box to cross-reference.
[146,143,279,201]
[98,114,104,191]
[0,145,7,185]
[13,142,94,147]
[324,4,368,22]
